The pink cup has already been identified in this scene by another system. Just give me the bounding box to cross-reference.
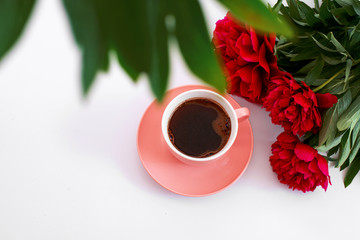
[161,89,250,166]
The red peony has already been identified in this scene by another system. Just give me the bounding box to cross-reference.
[270,132,330,192]
[263,71,337,137]
[213,12,279,104]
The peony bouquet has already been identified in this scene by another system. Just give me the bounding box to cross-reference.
[213,0,360,192]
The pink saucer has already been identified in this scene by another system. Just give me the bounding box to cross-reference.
[137,85,253,196]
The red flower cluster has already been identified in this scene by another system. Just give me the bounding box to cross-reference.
[263,72,338,137]
[270,132,330,192]
[213,13,278,103]
[213,13,337,192]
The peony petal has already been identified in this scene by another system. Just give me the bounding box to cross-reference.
[279,149,293,159]
[249,27,259,52]
[294,143,317,162]
[249,65,264,99]
[258,43,270,74]
[277,132,299,143]
[308,160,321,173]
[316,93,338,109]
[296,162,312,178]
[317,155,329,176]
[236,64,255,83]
[237,34,259,62]
[293,93,312,111]
[301,118,314,133]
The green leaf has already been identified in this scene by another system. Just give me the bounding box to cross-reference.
[329,32,347,53]
[319,90,351,146]
[147,0,169,101]
[335,0,356,16]
[63,0,111,96]
[104,0,151,81]
[327,145,339,157]
[320,53,346,65]
[351,0,360,15]
[338,129,351,167]
[0,0,36,61]
[337,94,360,131]
[308,34,338,53]
[272,0,283,13]
[218,0,294,38]
[173,0,225,93]
[63,0,227,100]
[329,32,353,61]
[349,134,360,164]
[344,156,360,187]
[297,1,321,26]
[319,106,337,146]
[343,58,353,90]
[317,131,344,152]
[319,0,333,22]
[304,58,324,85]
[351,118,360,144]
[290,50,318,61]
[330,8,351,25]
[337,90,353,115]
[287,0,301,19]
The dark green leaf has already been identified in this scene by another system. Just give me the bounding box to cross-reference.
[327,145,339,157]
[290,50,318,61]
[173,0,225,93]
[63,0,228,100]
[338,129,351,167]
[105,0,151,81]
[297,1,321,26]
[337,90,353,115]
[314,0,320,12]
[218,0,294,37]
[319,0,333,23]
[321,53,346,65]
[63,0,110,95]
[345,59,353,79]
[337,93,360,131]
[0,0,36,61]
[329,32,347,52]
[272,0,283,13]
[344,155,360,187]
[349,133,360,164]
[304,58,324,85]
[317,131,344,152]
[351,0,360,15]
[351,119,360,144]
[287,0,301,19]
[319,106,337,146]
[335,0,356,16]
[319,90,351,146]
[147,0,169,101]
[340,159,349,170]
[330,8,351,25]
[309,34,338,53]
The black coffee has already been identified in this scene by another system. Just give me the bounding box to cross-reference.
[168,98,231,158]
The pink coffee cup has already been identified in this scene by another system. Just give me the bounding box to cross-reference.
[161,89,250,165]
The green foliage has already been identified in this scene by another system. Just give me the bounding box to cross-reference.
[0,0,292,101]
[62,0,292,100]
[276,0,360,186]
[219,0,293,37]
[0,0,36,61]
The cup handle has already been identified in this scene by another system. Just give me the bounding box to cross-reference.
[235,107,250,122]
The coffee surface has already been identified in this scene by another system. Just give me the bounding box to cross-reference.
[168,98,231,158]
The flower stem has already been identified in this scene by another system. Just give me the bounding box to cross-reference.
[313,59,360,93]
[313,69,345,93]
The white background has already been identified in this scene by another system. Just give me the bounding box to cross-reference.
[0,0,358,239]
